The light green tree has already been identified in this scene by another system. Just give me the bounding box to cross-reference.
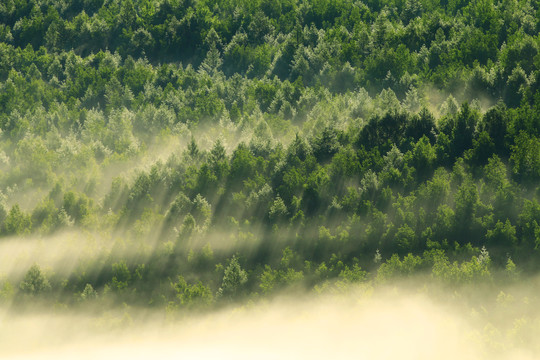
[217,255,247,300]
[19,264,51,296]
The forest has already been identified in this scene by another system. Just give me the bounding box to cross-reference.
[1,0,540,358]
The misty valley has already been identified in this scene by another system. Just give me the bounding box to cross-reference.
[1,0,540,358]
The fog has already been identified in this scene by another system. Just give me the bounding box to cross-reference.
[0,231,126,280]
[2,284,539,360]
[1,227,539,360]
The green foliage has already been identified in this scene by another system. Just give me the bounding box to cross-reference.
[431,250,492,284]
[377,254,424,282]
[268,196,288,221]
[338,264,367,283]
[0,278,13,302]
[80,283,98,301]
[19,264,51,296]
[63,191,94,225]
[3,205,31,236]
[260,265,304,295]
[0,0,539,312]
[510,132,540,184]
[170,275,213,309]
[217,256,247,300]
[110,261,131,291]
[486,220,517,248]
[409,136,436,180]
[259,247,304,294]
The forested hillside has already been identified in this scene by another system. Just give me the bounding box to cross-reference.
[1,0,540,356]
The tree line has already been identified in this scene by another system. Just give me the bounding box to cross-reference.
[0,0,538,311]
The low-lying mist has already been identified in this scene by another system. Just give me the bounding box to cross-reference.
[3,282,540,360]
[1,226,539,360]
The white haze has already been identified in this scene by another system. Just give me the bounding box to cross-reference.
[2,286,539,360]
[1,230,539,360]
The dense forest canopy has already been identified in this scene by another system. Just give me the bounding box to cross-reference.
[1,0,540,356]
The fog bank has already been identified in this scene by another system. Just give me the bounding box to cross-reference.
[4,286,538,360]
